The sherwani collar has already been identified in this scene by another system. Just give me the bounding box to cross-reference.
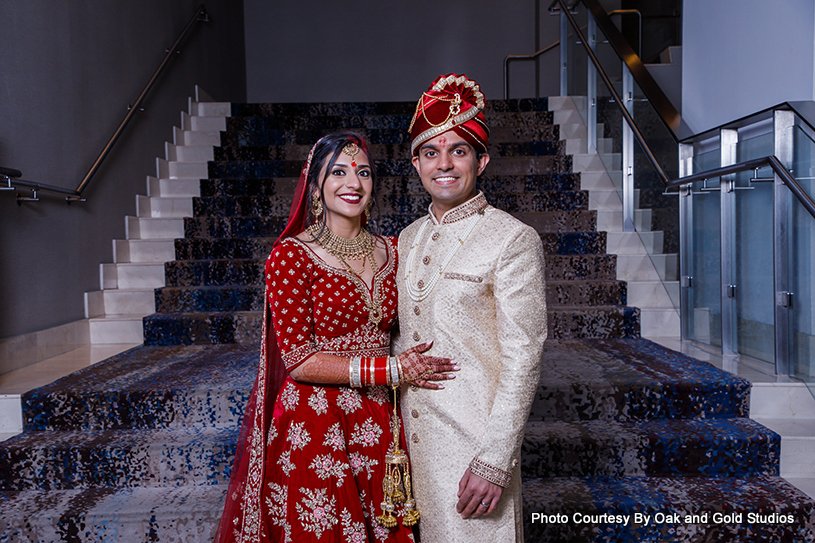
[428,191,489,225]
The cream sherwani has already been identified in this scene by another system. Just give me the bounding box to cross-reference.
[394,192,547,543]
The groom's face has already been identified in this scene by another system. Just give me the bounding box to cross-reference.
[411,131,490,215]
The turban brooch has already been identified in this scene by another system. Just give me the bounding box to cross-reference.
[409,73,489,155]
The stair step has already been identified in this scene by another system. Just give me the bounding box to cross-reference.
[165,143,215,163]
[0,426,236,490]
[101,262,165,290]
[173,126,222,147]
[617,253,679,282]
[114,238,176,264]
[88,315,145,344]
[157,158,208,180]
[548,306,640,339]
[207,155,573,179]
[0,485,226,542]
[529,339,749,422]
[627,280,678,308]
[136,195,194,219]
[181,112,226,132]
[606,231,664,255]
[85,289,155,318]
[546,280,625,307]
[22,345,257,431]
[639,307,681,338]
[521,417,778,478]
[143,312,262,345]
[158,253,618,289]
[153,279,626,314]
[146,176,202,198]
[125,216,185,240]
[192,101,232,117]
[522,475,813,542]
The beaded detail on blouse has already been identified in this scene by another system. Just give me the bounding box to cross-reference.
[267,237,398,370]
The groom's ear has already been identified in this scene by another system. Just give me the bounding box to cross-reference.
[476,153,490,176]
[411,154,421,176]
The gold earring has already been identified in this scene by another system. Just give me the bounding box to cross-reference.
[311,192,323,218]
[364,199,372,221]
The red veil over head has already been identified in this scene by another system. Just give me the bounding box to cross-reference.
[214,132,370,543]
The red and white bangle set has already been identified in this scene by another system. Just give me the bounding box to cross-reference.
[349,356,402,388]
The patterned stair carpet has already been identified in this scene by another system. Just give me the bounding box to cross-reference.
[2,341,813,541]
[2,98,813,541]
[144,98,640,345]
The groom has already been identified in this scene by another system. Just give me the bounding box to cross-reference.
[394,73,547,542]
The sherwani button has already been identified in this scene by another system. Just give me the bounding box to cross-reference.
[417,280,424,289]
[412,332,421,342]
[431,232,440,241]
[411,433,419,443]
[422,256,431,265]
[413,306,421,316]
[411,409,419,418]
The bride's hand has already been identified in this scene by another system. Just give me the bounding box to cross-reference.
[398,341,459,390]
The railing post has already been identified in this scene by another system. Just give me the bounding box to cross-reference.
[720,129,739,357]
[774,110,794,376]
[622,63,635,232]
[586,14,597,154]
[679,143,695,341]
[560,10,568,96]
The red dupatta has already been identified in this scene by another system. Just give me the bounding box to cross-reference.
[214,138,324,543]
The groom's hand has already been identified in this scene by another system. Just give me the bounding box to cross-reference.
[456,468,502,519]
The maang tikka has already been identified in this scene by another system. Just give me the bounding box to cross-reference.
[343,142,360,168]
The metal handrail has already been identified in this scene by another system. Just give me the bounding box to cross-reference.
[5,4,209,203]
[503,41,560,100]
[552,0,671,185]
[578,0,682,137]
[667,155,815,221]
[607,9,641,59]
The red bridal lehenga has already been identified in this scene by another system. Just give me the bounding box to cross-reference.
[215,232,415,543]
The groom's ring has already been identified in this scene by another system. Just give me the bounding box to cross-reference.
[480,501,490,507]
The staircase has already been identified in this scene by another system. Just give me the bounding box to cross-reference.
[2,97,813,542]
[83,95,230,345]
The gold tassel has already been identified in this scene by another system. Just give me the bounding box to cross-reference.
[376,385,421,529]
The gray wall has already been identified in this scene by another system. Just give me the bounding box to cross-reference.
[682,0,815,134]
[0,1,246,338]
[243,0,561,103]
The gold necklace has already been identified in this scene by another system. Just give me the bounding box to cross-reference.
[307,224,383,325]
[306,224,375,258]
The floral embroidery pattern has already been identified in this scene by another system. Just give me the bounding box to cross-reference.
[366,386,389,405]
[348,452,379,480]
[308,387,328,415]
[277,449,295,475]
[265,482,291,541]
[296,487,339,539]
[340,509,367,543]
[287,421,311,450]
[281,382,300,411]
[323,422,346,452]
[266,422,278,446]
[310,454,350,487]
[350,418,383,447]
[336,388,362,414]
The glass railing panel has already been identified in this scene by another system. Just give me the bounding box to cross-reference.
[790,124,815,385]
[688,177,722,346]
[687,148,722,346]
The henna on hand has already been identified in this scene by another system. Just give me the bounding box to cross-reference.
[397,341,459,389]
